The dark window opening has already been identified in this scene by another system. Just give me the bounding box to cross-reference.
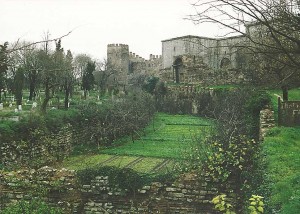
[173,57,183,83]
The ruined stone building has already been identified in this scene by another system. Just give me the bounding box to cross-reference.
[107,44,162,88]
[107,24,264,86]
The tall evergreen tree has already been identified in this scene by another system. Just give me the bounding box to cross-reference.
[0,42,8,102]
[63,50,74,109]
[14,67,24,106]
[82,61,95,99]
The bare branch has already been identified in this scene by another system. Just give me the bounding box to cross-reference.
[8,30,73,53]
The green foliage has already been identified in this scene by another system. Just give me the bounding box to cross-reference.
[197,89,269,211]
[244,90,271,139]
[248,195,264,214]
[76,165,177,194]
[14,67,24,106]
[1,199,63,214]
[82,61,95,93]
[0,42,8,101]
[205,135,257,183]
[0,120,15,140]
[142,76,159,94]
[71,91,156,147]
[212,194,264,214]
[77,166,144,193]
[44,108,80,133]
[195,88,271,140]
[212,194,236,214]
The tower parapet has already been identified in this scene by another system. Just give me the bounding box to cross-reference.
[107,43,129,48]
[150,54,162,61]
[107,43,162,79]
[107,43,130,86]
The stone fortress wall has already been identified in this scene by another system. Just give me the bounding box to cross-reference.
[107,44,162,87]
[107,24,263,86]
[160,34,249,85]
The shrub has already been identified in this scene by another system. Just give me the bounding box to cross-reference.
[212,194,235,214]
[0,120,15,142]
[248,195,264,214]
[76,165,178,194]
[1,199,63,214]
[44,109,80,133]
[77,166,145,194]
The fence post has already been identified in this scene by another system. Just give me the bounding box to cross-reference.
[278,96,282,126]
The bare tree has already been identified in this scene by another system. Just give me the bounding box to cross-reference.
[94,58,120,95]
[39,36,67,112]
[9,41,40,100]
[73,53,92,82]
[189,0,300,98]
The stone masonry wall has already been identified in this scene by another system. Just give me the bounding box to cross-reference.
[0,124,72,168]
[259,107,276,141]
[0,167,219,214]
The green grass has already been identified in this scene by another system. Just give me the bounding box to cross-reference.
[104,156,138,168]
[131,158,165,173]
[101,113,213,158]
[267,88,300,101]
[263,127,300,213]
[61,113,213,173]
[208,84,238,89]
[61,154,113,170]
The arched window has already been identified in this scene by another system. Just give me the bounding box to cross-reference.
[220,57,231,68]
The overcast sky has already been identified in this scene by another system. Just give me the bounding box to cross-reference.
[1,0,221,60]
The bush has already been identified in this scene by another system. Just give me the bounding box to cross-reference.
[1,199,63,214]
[0,120,15,142]
[77,166,145,193]
[77,165,178,194]
[44,108,80,133]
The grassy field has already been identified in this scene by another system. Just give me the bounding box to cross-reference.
[61,113,213,173]
[262,88,300,213]
[263,127,300,213]
[101,113,213,158]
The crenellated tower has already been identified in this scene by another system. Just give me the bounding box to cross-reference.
[107,44,130,87]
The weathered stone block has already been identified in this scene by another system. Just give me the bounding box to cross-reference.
[166,187,177,192]
[200,190,207,195]
[173,193,184,198]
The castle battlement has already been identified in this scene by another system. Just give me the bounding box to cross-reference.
[107,43,129,48]
[107,43,162,77]
[150,54,162,60]
[129,52,147,61]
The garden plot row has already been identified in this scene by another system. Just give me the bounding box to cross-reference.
[63,154,174,174]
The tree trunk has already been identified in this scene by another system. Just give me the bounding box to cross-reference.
[41,80,50,113]
[84,89,87,99]
[29,83,35,101]
[64,87,70,109]
[282,85,288,101]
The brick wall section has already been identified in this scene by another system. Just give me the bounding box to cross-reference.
[0,167,218,213]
